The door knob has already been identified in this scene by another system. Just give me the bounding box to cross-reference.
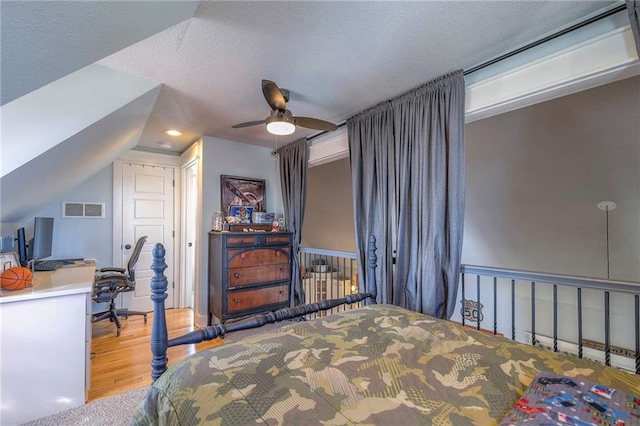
[125,244,131,249]
[188,242,193,247]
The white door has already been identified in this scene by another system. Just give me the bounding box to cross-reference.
[182,161,197,309]
[121,163,175,312]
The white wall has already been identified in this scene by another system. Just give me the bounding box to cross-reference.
[197,136,283,324]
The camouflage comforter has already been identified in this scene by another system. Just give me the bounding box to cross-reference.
[131,304,639,425]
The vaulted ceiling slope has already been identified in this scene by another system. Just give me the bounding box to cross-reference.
[0,1,197,223]
[0,1,624,224]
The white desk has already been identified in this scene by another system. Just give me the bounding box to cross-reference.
[0,262,95,426]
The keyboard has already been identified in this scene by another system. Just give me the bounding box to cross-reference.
[34,260,66,271]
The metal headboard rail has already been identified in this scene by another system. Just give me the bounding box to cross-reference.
[460,264,640,375]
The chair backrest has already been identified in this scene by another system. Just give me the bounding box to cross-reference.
[127,236,148,282]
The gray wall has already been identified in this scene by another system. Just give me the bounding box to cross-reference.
[4,165,114,267]
[302,76,640,281]
[198,136,283,319]
[463,75,639,281]
[302,157,355,251]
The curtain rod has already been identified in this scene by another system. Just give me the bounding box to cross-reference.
[307,3,627,143]
[463,3,627,76]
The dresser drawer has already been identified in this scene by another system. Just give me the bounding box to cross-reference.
[229,264,289,287]
[225,233,292,248]
[227,285,288,313]
[209,231,293,325]
[228,248,289,267]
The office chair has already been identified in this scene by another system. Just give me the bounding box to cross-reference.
[92,236,148,336]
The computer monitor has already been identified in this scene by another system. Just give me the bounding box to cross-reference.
[28,217,54,262]
[16,227,27,266]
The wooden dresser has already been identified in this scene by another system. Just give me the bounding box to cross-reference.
[208,231,292,324]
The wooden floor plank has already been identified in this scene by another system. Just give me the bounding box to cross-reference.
[88,308,222,402]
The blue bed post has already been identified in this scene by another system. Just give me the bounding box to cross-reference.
[150,243,169,381]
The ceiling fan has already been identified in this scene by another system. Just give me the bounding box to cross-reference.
[232,80,338,136]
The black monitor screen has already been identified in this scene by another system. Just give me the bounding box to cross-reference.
[30,217,54,261]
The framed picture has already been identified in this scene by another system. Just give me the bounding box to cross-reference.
[221,175,266,215]
[229,205,254,223]
[0,252,20,272]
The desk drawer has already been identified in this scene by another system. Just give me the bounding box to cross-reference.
[228,248,289,267]
[229,264,290,287]
[227,285,288,313]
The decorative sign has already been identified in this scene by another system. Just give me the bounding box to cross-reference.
[220,175,266,216]
[460,299,484,323]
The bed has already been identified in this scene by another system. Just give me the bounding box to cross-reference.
[131,242,640,425]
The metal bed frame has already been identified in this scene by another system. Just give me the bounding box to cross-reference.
[147,236,640,381]
[148,236,378,381]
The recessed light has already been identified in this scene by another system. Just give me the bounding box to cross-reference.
[158,141,172,149]
[164,129,183,137]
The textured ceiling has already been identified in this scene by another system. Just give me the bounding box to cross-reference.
[3,1,620,154]
[0,1,198,105]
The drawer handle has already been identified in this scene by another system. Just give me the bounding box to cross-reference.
[240,253,247,259]
[234,273,241,278]
[279,291,285,295]
[280,267,286,272]
[275,250,281,257]
[233,298,241,304]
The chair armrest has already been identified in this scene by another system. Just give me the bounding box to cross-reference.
[97,267,126,274]
[94,274,129,285]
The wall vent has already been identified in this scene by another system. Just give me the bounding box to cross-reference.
[63,202,105,218]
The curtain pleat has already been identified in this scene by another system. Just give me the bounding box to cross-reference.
[348,105,395,305]
[348,70,465,319]
[628,1,640,56]
[277,138,309,306]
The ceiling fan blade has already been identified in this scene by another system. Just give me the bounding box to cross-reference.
[232,119,266,129]
[293,116,338,132]
[262,79,287,112]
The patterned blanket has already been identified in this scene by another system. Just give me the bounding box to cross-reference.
[500,371,640,425]
[131,305,639,425]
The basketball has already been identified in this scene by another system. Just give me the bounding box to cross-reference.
[0,267,33,291]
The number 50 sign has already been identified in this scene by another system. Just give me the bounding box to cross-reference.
[460,299,484,323]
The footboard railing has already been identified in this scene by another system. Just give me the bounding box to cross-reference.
[299,247,359,318]
[149,236,378,381]
[459,265,640,374]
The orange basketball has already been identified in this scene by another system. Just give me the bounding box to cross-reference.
[0,267,33,290]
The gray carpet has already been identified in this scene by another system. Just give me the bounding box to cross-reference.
[21,321,291,425]
[20,386,149,426]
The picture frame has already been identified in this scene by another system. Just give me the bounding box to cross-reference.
[0,252,20,272]
[229,205,254,223]
[221,175,266,215]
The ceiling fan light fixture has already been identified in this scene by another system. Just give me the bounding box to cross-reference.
[266,112,295,135]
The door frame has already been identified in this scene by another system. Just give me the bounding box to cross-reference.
[178,141,204,325]
[113,150,182,309]
[179,144,201,310]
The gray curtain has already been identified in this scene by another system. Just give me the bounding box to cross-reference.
[348,70,465,319]
[628,0,640,56]
[277,138,309,306]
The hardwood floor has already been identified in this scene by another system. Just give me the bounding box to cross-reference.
[88,308,222,402]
